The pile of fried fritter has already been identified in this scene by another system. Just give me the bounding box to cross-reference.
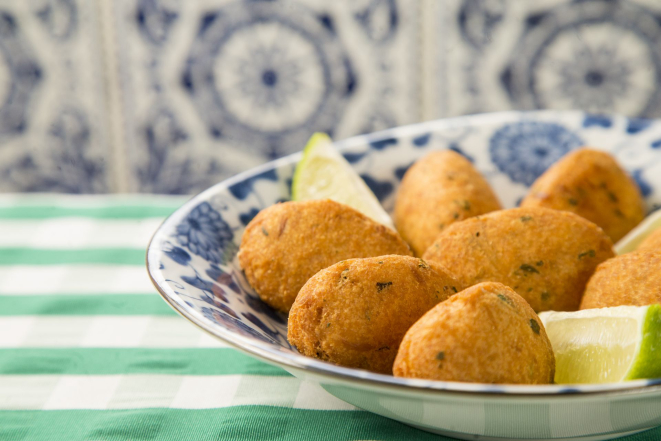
[237,147,657,384]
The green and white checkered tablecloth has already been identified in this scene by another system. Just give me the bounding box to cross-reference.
[1,195,660,441]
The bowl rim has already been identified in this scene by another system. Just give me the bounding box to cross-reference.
[146,110,661,398]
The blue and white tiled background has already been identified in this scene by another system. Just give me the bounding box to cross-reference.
[3,0,661,193]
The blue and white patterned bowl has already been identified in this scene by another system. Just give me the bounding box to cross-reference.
[148,110,661,440]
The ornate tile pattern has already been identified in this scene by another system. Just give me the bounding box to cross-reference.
[5,0,661,193]
[109,0,420,194]
[432,0,661,119]
[0,0,111,192]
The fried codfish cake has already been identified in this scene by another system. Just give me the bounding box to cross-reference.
[238,200,411,313]
[422,207,614,312]
[394,150,501,256]
[393,282,555,384]
[521,148,645,242]
[637,229,661,252]
[580,250,661,309]
[287,255,462,374]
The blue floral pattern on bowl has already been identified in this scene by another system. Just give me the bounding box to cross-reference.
[147,110,661,395]
[489,121,584,186]
[175,202,234,264]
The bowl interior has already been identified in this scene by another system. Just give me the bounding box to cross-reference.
[147,110,661,395]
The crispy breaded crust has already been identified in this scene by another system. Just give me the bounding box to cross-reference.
[423,207,614,312]
[393,282,555,384]
[580,250,661,309]
[238,200,411,312]
[394,150,501,256]
[287,255,461,374]
[521,148,645,242]
[637,228,661,252]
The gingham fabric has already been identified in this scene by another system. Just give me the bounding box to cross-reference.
[1,195,659,441]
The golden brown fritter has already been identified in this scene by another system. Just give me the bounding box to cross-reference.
[637,228,661,252]
[422,207,614,312]
[521,148,645,242]
[393,282,555,384]
[394,150,501,256]
[287,255,462,374]
[238,200,411,313]
[580,250,661,309]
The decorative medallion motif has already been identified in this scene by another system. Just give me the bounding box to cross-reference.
[181,0,355,158]
[503,0,661,118]
[490,121,583,186]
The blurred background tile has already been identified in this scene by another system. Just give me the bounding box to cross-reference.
[108,0,420,194]
[7,0,661,193]
[431,0,661,119]
[0,0,111,192]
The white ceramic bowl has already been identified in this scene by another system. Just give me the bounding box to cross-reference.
[147,110,661,440]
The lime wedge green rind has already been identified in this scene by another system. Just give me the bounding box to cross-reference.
[291,132,332,202]
[539,305,661,384]
[627,304,661,380]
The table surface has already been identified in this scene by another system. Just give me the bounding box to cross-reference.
[1,195,660,441]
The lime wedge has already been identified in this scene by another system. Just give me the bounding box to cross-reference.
[539,305,661,384]
[292,133,395,229]
[615,209,661,254]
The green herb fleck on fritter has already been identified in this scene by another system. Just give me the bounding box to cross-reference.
[261,227,269,236]
[376,282,393,292]
[578,249,596,260]
[418,259,430,269]
[520,264,540,274]
[529,319,540,335]
[454,199,471,211]
[436,351,445,361]
[497,294,514,306]
[568,198,579,206]
[520,215,533,222]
